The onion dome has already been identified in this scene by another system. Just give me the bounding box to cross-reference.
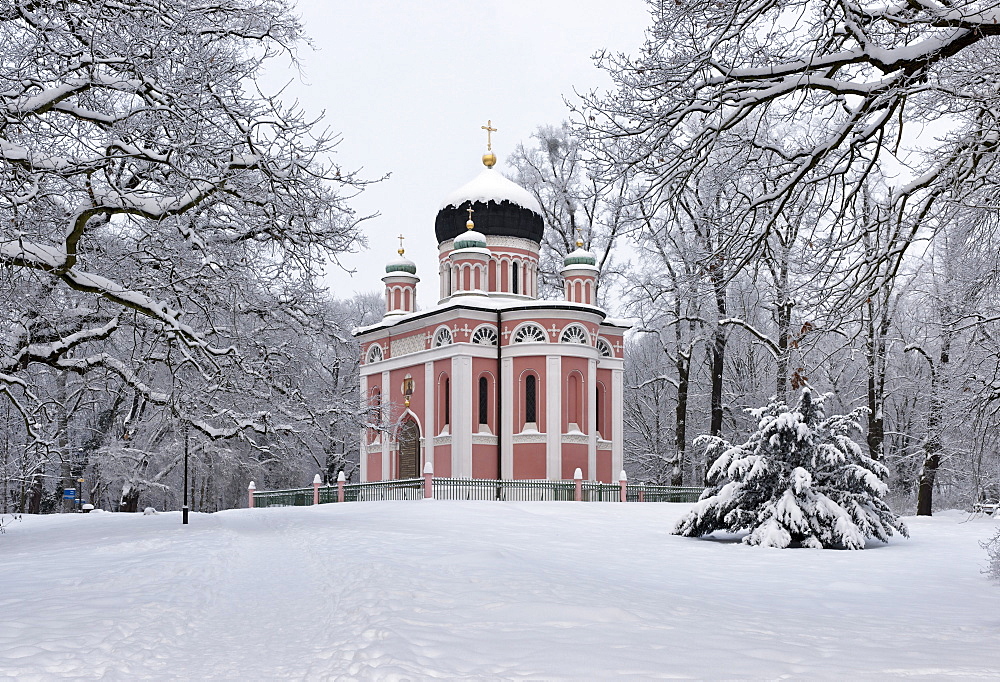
[385,256,417,274]
[454,229,487,250]
[385,236,417,274]
[435,167,544,244]
[564,243,597,267]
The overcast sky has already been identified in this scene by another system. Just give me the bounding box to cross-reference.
[261,1,649,307]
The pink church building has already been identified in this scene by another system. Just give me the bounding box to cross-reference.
[354,147,628,483]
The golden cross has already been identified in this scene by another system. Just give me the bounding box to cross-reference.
[466,206,474,220]
[397,233,405,255]
[481,119,497,151]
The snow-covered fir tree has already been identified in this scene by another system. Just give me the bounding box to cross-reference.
[674,389,908,549]
[984,529,1000,582]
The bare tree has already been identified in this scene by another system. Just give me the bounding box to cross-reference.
[1,1,367,447]
[507,123,627,302]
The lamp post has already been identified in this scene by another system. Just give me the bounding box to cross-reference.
[182,424,189,525]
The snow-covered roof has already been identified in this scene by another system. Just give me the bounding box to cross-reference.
[384,256,417,274]
[454,230,488,249]
[352,294,627,336]
[439,169,542,215]
[563,247,597,267]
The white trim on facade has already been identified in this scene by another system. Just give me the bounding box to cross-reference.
[545,355,561,479]
[452,355,473,477]
[359,373,368,482]
[381,370,390,481]
[423,360,434,474]
[588,357,597,481]
[612,368,624,479]
[501,356,514,479]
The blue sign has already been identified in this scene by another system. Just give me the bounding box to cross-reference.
[62,488,76,500]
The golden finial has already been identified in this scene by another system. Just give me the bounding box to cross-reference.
[466,205,475,230]
[481,119,498,168]
[575,226,584,249]
[397,233,405,256]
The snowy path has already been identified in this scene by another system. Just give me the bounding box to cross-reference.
[1,502,998,679]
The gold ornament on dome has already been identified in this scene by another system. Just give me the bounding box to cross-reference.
[397,233,405,255]
[481,119,498,167]
[466,205,475,230]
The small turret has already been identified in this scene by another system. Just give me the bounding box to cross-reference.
[384,235,418,315]
[447,205,491,297]
[561,238,598,305]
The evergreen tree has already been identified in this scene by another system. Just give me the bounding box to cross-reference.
[674,389,908,549]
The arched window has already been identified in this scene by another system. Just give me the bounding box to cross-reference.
[512,261,519,294]
[570,374,581,427]
[597,338,614,358]
[512,324,546,344]
[444,377,450,427]
[525,374,537,424]
[366,344,383,364]
[560,324,590,345]
[368,387,382,442]
[479,376,489,425]
[596,382,607,439]
[433,327,453,347]
[471,325,498,346]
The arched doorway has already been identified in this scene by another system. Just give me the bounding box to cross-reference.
[398,418,420,479]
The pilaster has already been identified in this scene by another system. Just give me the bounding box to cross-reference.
[501,356,514,479]
[424,360,434,473]
[546,355,561,479]
[452,354,473,477]
[612,367,624,479]
[588,357,597,481]
[359,373,368,482]
[381,369,391,480]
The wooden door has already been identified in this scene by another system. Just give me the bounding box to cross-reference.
[398,419,420,479]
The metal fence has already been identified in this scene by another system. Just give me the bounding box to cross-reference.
[251,477,704,509]
[434,478,578,501]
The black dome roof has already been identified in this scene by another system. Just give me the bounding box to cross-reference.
[435,199,544,244]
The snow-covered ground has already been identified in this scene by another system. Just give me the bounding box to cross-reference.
[1,502,998,680]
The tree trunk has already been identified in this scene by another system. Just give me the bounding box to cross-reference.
[709,267,727,442]
[916,333,950,516]
[119,484,141,513]
[864,298,890,462]
[56,372,73,513]
[673,349,690,487]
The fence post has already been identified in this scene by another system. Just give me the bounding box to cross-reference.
[248,481,255,509]
[574,467,583,502]
[639,489,645,503]
[337,471,345,503]
[423,462,434,499]
[619,470,627,503]
[313,474,321,505]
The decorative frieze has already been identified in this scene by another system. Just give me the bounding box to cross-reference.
[391,332,427,358]
[561,433,590,445]
[472,434,498,445]
[512,431,547,444]
[597,439,612,451]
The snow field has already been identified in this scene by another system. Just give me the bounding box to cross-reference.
[1,502,998,680]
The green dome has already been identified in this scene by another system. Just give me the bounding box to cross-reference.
[564,247,596,267]
[454,229,488,250]
[385,257,417,274]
